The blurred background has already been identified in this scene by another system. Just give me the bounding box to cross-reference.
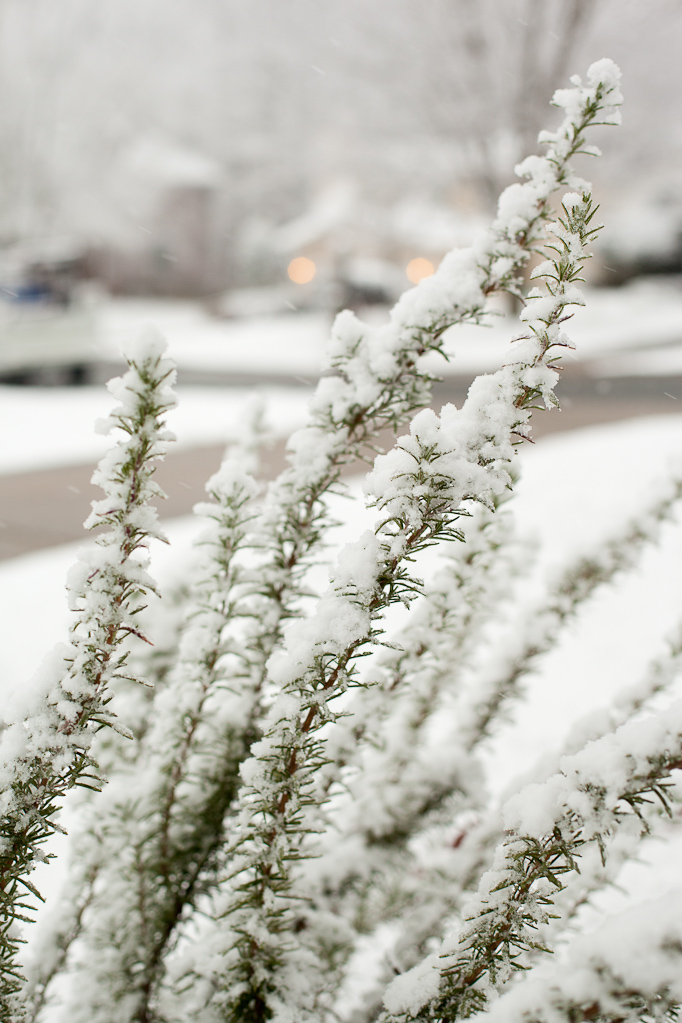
[0,0,680,323]
[2,0,682,559]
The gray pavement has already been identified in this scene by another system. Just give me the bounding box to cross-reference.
[2,370,682,561]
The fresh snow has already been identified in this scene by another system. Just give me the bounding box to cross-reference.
[92,280,682,383]
[5,278,682,478]
[0,383,308,474]
[99,300,332,377]
[426,278,682,377]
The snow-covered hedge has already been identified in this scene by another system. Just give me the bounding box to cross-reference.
[6,59,679,1023]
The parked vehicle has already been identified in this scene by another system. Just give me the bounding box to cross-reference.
[0,239,98,384]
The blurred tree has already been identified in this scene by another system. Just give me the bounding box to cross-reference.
[0,0,678,286]
[311,0,601,207]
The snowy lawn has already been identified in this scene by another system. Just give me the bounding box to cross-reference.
[95,279,682,382]
[4,279,682,477]
[0,384,310,474]
[99,301,332,377]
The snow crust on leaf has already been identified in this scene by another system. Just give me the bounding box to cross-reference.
[382,955,442,1016]
[474,890,682,1022]
[0,332,176,1009]
[503,699,682,839]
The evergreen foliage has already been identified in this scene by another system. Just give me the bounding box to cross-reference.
[0,330,176,1021]
[5,57,682,1023]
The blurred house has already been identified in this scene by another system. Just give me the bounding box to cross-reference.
[214,179,488,316]
[87,136,224,297]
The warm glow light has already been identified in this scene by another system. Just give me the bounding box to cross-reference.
[287,256,316,284]
[405,257,435,284]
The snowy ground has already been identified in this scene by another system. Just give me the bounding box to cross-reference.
[0,383,309,474]
[3,277,682,477]
[99,301,331,378]
[95,277,682,381]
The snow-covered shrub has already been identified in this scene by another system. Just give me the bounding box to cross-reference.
[7,59,680,1023]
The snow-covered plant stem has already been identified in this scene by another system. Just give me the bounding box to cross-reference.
[352,613,682,1019]
[0,331,175,1019]
[458,472,682,749]
[95,462,260,1022]
[196,166,607,1020]
[300,472,682,974]
[39,58,624,1023]
[473,891,682,1023]
[7,57,633,1023]
[32,441,264,1023]
[24,851,101,1023]
[299,498,519,937]
[246,57,623,687]
[382,702,682,1022]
